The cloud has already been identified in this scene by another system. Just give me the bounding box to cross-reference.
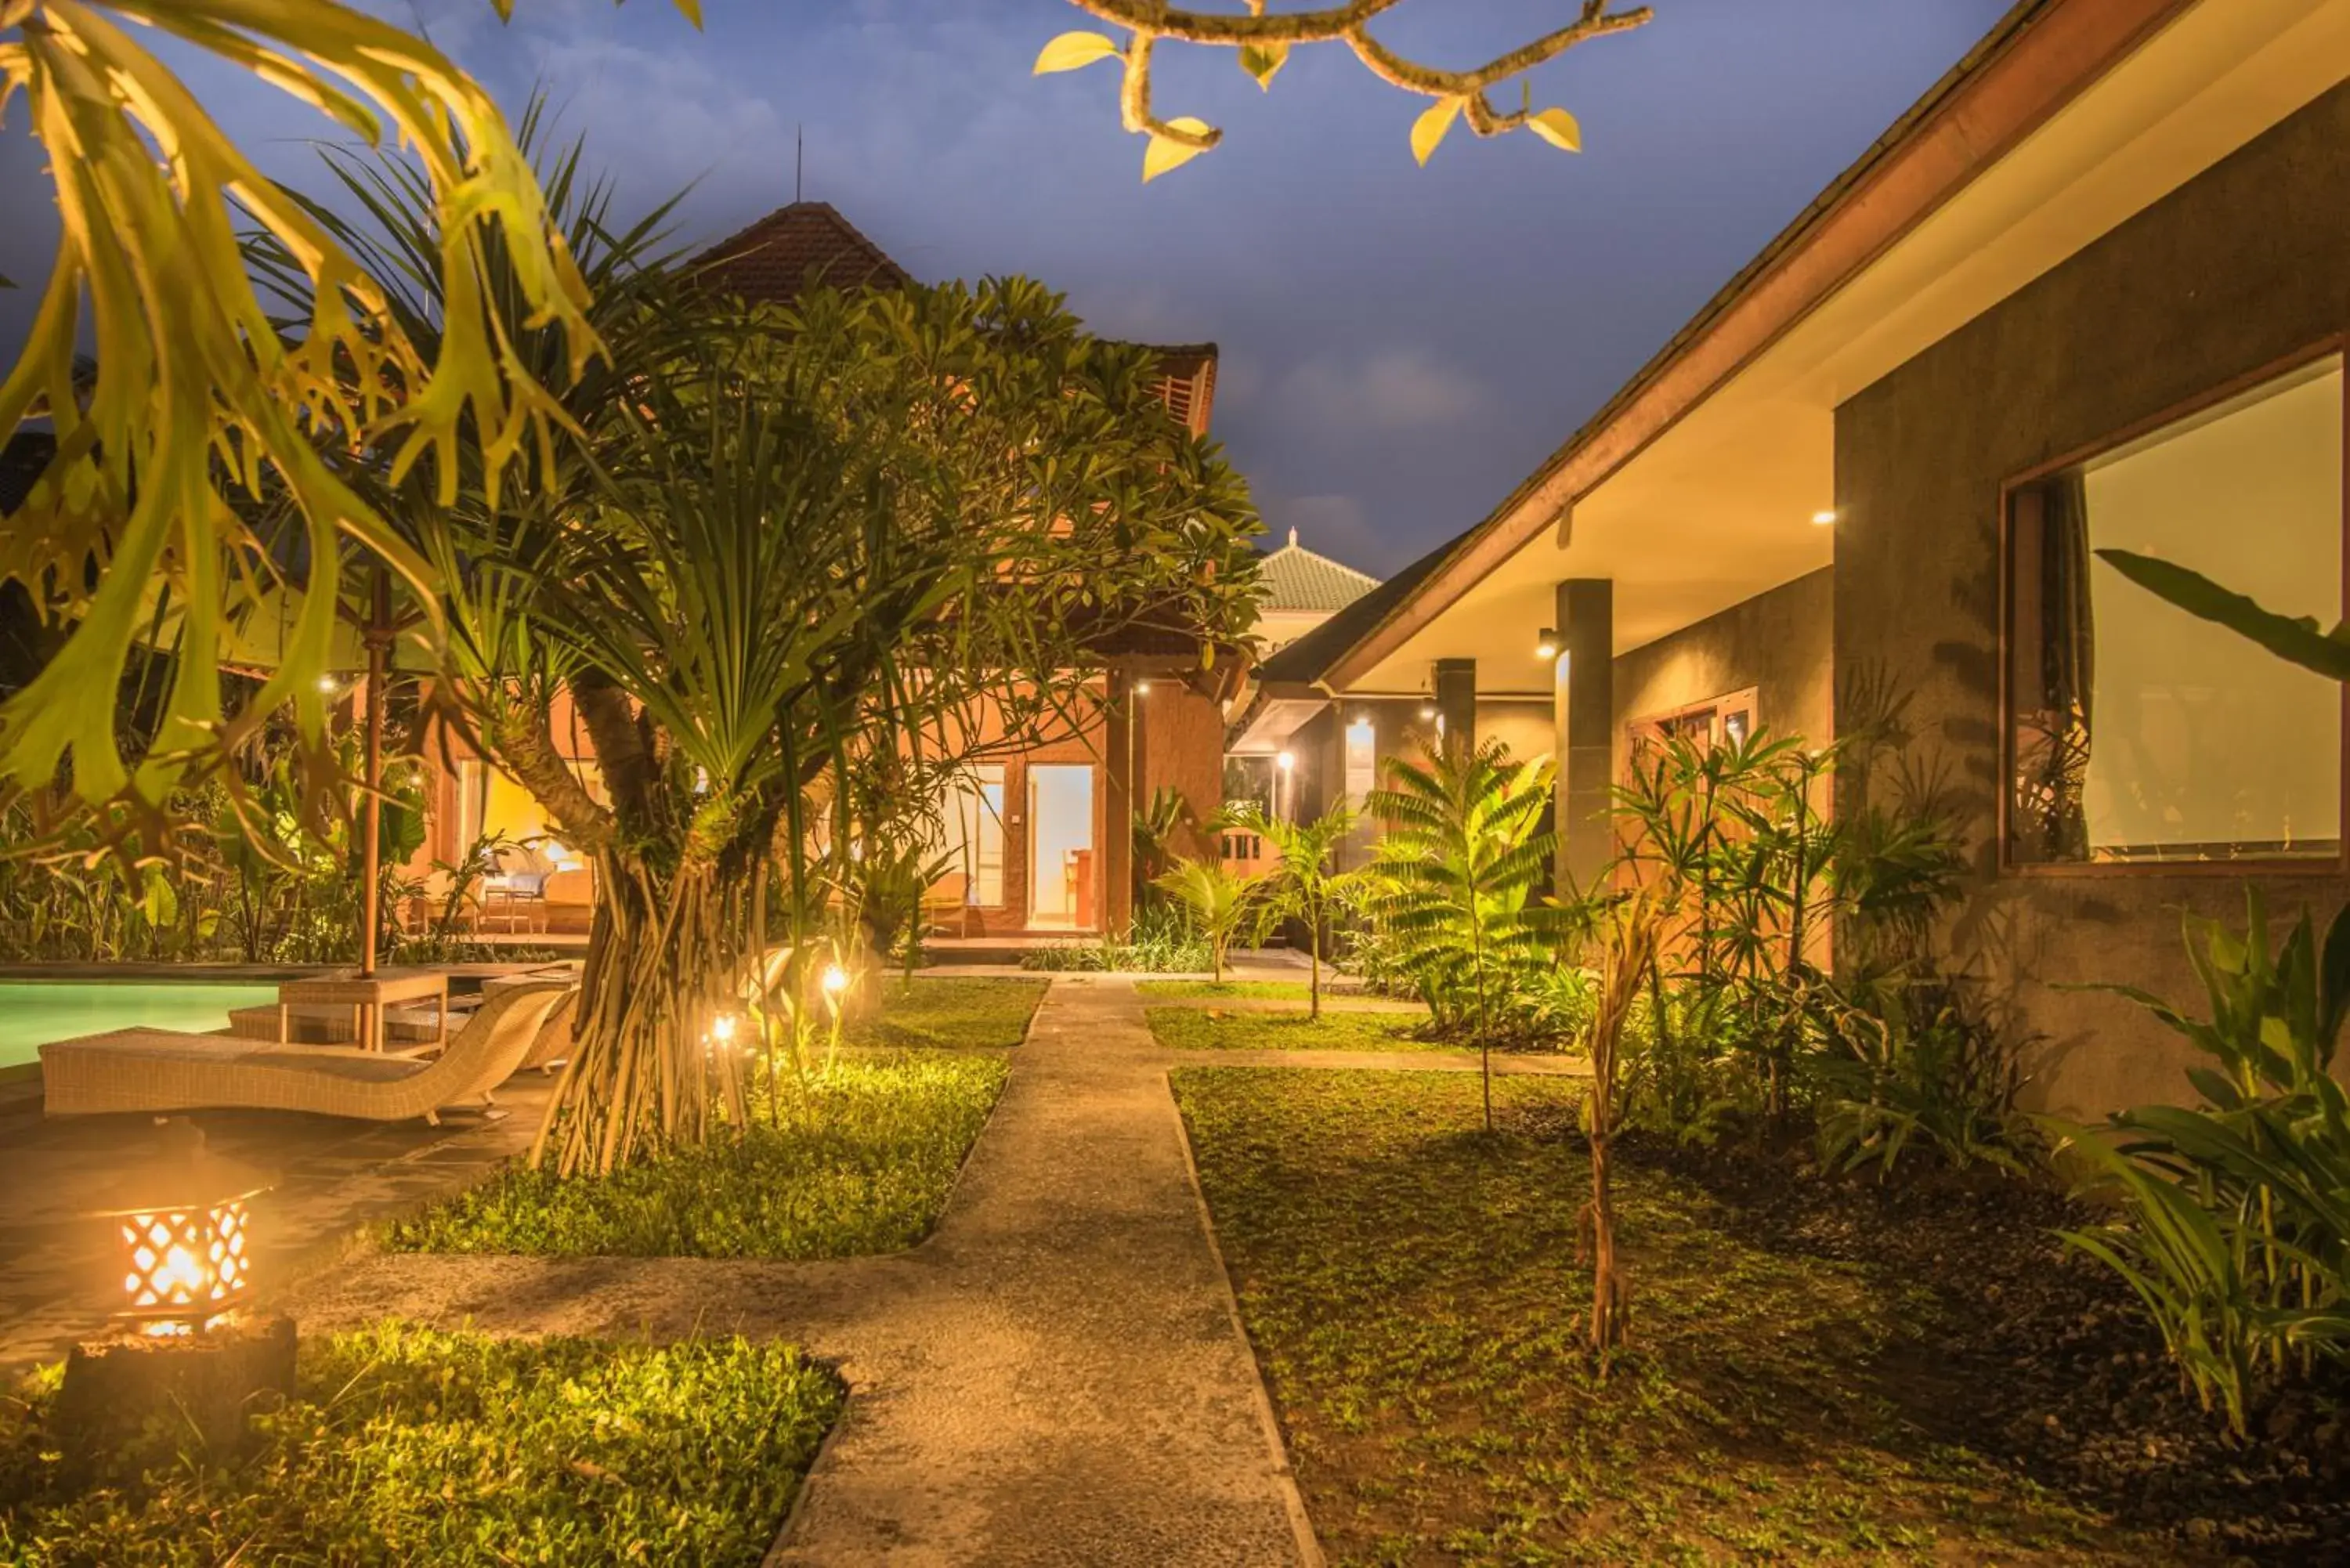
[1260,494,1386,571]
[1275,348,1495,438]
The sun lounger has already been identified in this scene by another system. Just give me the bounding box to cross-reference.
[38,981,573,1125]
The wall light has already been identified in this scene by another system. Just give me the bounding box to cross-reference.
[1418,703,1437,721]
[1133,680,1152,695]
[1275,751,1294,772]
[1810,509,1838,526]
[314,676,338,695]
[1535,628,1560,661]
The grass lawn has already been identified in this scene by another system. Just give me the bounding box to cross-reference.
[1137,980,1324,1002]
[0,1324,839,1565]
[1146,1006,1452,1054]
[386,1050,1007,1257]
[844,976,1046,1050]
[1173,1068,2171,1566]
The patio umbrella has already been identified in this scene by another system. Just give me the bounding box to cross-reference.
[148,569,437,979]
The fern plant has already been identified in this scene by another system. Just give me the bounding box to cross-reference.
[1367,739,1557,1130]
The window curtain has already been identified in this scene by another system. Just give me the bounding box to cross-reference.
[2035,472,2095,860]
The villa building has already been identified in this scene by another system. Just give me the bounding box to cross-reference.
[1252,0,2348,1115]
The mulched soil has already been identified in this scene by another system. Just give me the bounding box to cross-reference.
[1642,1136,2350,1565]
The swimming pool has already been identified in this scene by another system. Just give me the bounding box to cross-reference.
[0,981,281,1071]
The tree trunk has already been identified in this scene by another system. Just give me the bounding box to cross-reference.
[1308,919,1321,1021]
[1586,894,1661,1360]
[532,854,757,1176]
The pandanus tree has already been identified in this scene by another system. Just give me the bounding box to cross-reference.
[248,132,1258,1174]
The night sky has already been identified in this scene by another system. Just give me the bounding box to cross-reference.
[0,0,2015,575]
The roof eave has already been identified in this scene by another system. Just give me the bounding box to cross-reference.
[1321,0,2199,692]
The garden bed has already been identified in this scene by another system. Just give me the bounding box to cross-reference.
[0,1324,839,1565]
[385,1050,1008,1257]
[1170,1066,2328,1565]
[381,975,1031,1258]
[844,977,1046,1050]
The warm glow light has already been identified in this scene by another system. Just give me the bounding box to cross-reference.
[820,964,851,997]
[1133,680,1152,695]
[1275,751,1294,772]
[1419,704,1437,721]
[314,676,338,695]
[119,1203,251,1321]
[711,1013,738,1045]
[1535,627,1560,661]
[1811,509,1838,526]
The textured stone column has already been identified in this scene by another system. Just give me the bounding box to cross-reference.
[1556,579,1614,892]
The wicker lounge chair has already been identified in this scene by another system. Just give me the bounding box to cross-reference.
[38,981,573,1124]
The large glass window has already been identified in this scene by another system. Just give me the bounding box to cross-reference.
[2006,355,2345,866]
[933,765,1006,906]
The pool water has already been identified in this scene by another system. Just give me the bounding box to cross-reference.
[0,981,281,1071]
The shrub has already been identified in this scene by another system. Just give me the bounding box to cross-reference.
[2059,892,2350,1436]
[1020,906,1214,973]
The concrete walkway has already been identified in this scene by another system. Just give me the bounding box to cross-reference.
[283,975,1315,1567]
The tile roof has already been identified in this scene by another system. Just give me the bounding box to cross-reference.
[1257,534,1453,688]
[685,205,1217,432]
[1256,529,1379,615]
[687,201,915,305]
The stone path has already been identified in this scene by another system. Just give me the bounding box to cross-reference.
[283,975,1317,1567]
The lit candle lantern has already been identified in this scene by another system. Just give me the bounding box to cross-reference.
[96,1122,271,1333]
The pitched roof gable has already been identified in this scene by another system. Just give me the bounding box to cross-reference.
[1257,529,1380,615]
[688,201,914,305]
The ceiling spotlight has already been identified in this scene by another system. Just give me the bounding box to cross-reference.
[1811,508,1838,526]
[1535,627,1560,661]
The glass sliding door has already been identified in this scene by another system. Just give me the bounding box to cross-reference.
[1026,764,1097,930]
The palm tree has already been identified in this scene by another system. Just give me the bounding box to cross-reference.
[1368,739,1558,1131]
[1155,857,1260,984]
[1231,798,1359,1018]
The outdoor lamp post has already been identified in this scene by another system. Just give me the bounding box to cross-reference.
[57,1121,296,1485]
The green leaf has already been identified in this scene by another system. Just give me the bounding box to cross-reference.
[1143,117,1217,182]
[2095,548,2350,680]
[1238,43,1289,90]
[1411,96,1464,167]
[1528,107,1582,153]
[1034,31,1122,75]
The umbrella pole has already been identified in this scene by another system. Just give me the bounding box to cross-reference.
[359,567,390,981]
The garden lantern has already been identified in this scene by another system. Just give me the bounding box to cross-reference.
[60,1120,295,1486]
[95,1121,270,1333]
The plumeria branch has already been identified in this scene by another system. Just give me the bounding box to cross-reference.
[1042,0,1654,175]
